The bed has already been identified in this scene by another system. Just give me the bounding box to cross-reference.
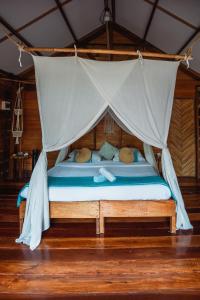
[18,160,176,234]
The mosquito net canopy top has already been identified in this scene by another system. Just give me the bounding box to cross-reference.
[16,55,192,250]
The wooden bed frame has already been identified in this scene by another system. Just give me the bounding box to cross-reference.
[19,199,176,234]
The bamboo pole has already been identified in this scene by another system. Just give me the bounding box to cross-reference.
[23,47,191,60]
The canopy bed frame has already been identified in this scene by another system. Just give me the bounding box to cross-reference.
[19,199,176,235]
[15,47,192,250]
[19,126,177,235]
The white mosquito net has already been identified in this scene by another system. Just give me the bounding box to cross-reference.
[16,55,192,250]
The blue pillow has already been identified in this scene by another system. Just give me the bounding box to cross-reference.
[99,142,118,160]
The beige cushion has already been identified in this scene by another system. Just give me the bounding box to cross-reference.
[75,148,91,163]
[119,147,134,164]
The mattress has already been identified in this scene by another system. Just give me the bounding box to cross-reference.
[20,161,171,202]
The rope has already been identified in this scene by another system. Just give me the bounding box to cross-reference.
[137,50,143,65]
[0,24,28,67]
[18,46,22,67]
[180,49,193,69]
[74,44,77,57]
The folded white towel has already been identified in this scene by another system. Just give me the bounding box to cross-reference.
[93,175,107,183]
[99,167,116,182]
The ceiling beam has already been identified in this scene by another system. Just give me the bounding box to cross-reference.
[114,22,200,80]
[104,0,115,61]
[76,25,106,47]
[0,0,73,44]
[113,23,145,48]
[177,27,200,54]
[0,15,42,56]
[144,0,197,30]
[104,0,112,51]
[143,0,159,41]
[0,68,17,79]
[54,0,78,43]
[19,25,106,78]
[111,0,116,23]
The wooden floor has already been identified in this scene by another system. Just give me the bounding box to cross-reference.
[0,181,200,299]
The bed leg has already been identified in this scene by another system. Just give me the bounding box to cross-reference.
[170,215,176,234]
[96,218,100,235]
[19,218,23,233]
[99,213,104,235]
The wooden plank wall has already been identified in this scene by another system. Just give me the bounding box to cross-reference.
[20,80,196,177]
[168,98,196,177]
[0,81,13,179]
[14,30,199,177]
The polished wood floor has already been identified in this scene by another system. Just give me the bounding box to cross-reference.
[0,181,200,299]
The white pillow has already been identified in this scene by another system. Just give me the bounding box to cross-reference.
[91,151,101,163]
[137,150,145,162]
[66,150,77,162]
[113,150,120,162]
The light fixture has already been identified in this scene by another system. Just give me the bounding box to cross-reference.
[100,1,112,24]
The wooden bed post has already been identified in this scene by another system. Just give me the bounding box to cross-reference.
[19,217,23,233]
[170,214,176,234]
[99,205,105,235]
[96,218,100,234]
[19,202,26,233]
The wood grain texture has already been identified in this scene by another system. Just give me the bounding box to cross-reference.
[0,182,200,299]
[100,200,176,234]
[0,81,13,179]
[168,99,195,176]
[19,199,176,235]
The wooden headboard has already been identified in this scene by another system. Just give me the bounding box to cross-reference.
[71,117,143,151]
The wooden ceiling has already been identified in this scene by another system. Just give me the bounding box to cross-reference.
[0,0,200,78]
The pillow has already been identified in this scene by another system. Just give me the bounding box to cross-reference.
[75,148,91,163]
[119,147,134,164]
[113,148,145,162]
[137,150,145,162]
[66,150,77,162]
[91,151,101,163]
[99,142,118,160]
[113,150,120,162]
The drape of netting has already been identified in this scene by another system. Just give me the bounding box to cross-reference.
[16,56,192,250]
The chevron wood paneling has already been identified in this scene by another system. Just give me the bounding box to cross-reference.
[168,99,195,177]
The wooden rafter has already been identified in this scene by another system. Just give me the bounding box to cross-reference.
[113,23,200,80]
[54,0,78,43]
[0,0,73,44]
[0,16,41,56]
[114,23,145,48]
[143,0,159,41]
[17,23,199,80]
[0,68,17,79]
[177,27,200,54]
[77,25,105,47]
[19,25,106,78]
[111,0,116,23]
[104,0,113,61]
[77,25,106,60]
[144,0,197,30]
